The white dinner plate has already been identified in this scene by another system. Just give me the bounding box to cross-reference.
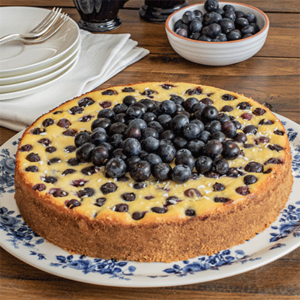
[0,38,81,86]
[0,54,79,100]
[0,48,80,93]
[0,7,80,77]
[0,115,299,287]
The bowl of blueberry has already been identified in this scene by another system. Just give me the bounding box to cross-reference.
[165,0,269,66]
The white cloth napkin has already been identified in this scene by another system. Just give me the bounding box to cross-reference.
[0,30,150,131]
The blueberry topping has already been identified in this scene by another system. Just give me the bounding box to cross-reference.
[222,141,240,160]
[106,158,127,178]
[244,175,258,185]
[196,156,213,174]
[171,165,192,184]
[121,193,136,202]
[76,143,95,162]
[152,163,171,181]
[75,131,91,148]
[130,160,151,182]
[202,140,223,158]
[101,182,118,195]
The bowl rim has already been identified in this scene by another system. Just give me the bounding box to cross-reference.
[165,1,270,45]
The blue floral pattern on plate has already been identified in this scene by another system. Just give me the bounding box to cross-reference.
[0,116,299,287]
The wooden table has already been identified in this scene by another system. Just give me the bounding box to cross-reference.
[1,0,299,298]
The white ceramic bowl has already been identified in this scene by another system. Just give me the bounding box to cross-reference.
[165,2,269,66]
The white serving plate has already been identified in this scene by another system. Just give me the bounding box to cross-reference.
[0,38,81,86]
[0,54,79,100]
[0,114,299,287]
[0,47,80,93]
[0,6,80,77]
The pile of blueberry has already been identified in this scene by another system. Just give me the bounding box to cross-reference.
[173,0,260,42]
[74,90,245,185]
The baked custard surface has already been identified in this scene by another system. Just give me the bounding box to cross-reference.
[15,82,293,262]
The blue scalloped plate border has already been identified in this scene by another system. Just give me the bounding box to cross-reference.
[0,114,299,288]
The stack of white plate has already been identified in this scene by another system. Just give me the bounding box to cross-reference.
[0,7,81,101]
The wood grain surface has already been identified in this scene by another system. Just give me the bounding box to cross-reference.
[0,0,299,299]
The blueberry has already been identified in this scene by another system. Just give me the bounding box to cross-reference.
[190,18,203,33]
[126,156,141,170]
[144,153,162,166]
[124,126,142,140]
[210,131,226,142]
[170,95,184,105]
[250,22,260,33]
[201,105,219,123]
[222,121,237,138]
[204,0,219,12]
[200,98,213,106]
[235,18,249,29]
[235,132,247,143]
[113,103,128,114]
[202,23,222,39]
[123,95,136,106]
[245,13,256,23]
[182,10,195,23]
[205,120,222,134]
[177,149,192,157]
[130,161,151,182]
[139,150,148,160]
[244,174,258,185]
[195,156,213,174]
[129,119,147,130]
[212,158,229,175]
[194,9,203,19]
[97,108,115,119]
[243,33,253,38]
[187,139,205,157]
[183,97,199,113]
[141,136,160,152]
[243,125,258,135]
[175,154,195,171]
[173,136,188,149]
[222,140,240,160]
[147,121,164,135]
[170,114,189,134]
[113,148,127,161]
[139,98,155,110]
[110,134,123,149]
[223,4,235,12]
[75,131,91,147]
[91,117,111,131]
[198,35,212,42]
[244,161,263,173]
[157,114,172,129]
[202,140,223,158]
[142,127,159,139]
[176,28,188,37]
[219,18,235,34]
[171,165,192,184]
[90,131,108,146]
[91,146,110,166]
[126,105,143,119]
[159,100,177,115]
[157,143,176,163]
[114,113,126,123]
[223,11,236,22]
[110,122,128,135]
[152,163,171,181]
[123,138,141,156]
[227,29,242,40]
[190,119,204,132]
[174,19,189,32]
[183,123,201,140]
[76,143,95,162]
[217,33,227,41]
[204,12,222,25]
[143,112,157,123]
[241,25,255,35]
[199,130,211,143]
[218,113,231,124]
[235,11,245,18]
[114,203,128,212]
[160,130,176,140]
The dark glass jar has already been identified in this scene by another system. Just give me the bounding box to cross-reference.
[73,0,129,32]
[140,0,188,22]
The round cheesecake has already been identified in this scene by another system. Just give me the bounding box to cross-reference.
[15,82,293,262]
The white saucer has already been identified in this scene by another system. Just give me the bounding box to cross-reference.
[0,48,80,93]
[0,38,81,86]
[0,7,80,77]
[0,54,79,100]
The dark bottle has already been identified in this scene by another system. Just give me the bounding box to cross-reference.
[73,0,129,32]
